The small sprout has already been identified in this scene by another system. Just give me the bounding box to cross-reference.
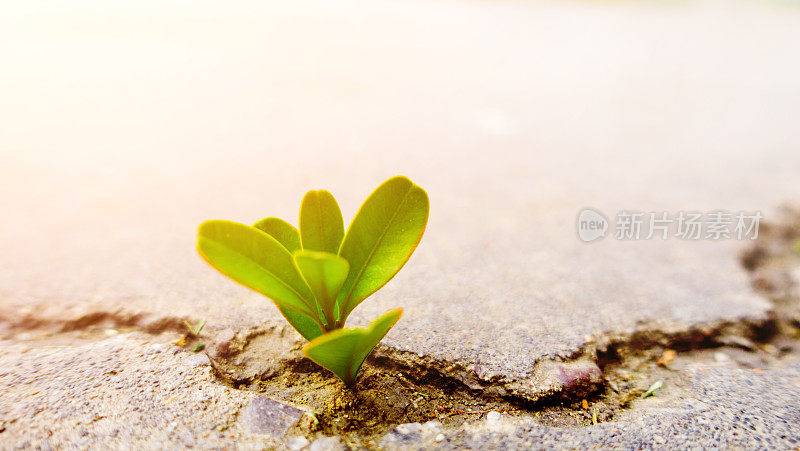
[193,320,206,336]
[193,343,206,352]
[592,408,598,425]
[642,380,664,398]
[197,176,429,385]
[182,319,206,337]
[173,319,207,348]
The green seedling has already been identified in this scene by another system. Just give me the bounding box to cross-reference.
[183,319,206,337]
[197,176,429,385]
[642,380,664,398]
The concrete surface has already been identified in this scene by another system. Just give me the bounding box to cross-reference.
[0,332,262,449]
[2,0,800,448]
[384,362,800,449]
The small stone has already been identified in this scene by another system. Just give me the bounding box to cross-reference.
[381,422,424,445]
[420,420,442,437]
[486,411,501,423]
[714,352,730,362]
[297,411,320,432]
[435,433,445,442]
[308,436,345,451]
[239,396,303,437]
[540,359,603,398]
[285,436,310,450]
[395,422,423,436]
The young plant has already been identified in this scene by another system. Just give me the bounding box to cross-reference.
[196,176,429,385]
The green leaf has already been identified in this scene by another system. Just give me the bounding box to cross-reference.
[336,176,429,321]
[302,308,402,385]
[299,190,344,254]
[253,217,301,252]
[293,250,350,327]
[277,306,324,341]
[197,220,319,322]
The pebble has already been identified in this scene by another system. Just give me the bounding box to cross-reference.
[381,420,443,446]
[486,411,502,423]
[285,436,310,450]
[714,352,730,363]
[395,422,423,436]
[308,436,346,451]
[541,359,604,397]
[239,396,303,437]
[420,420,442,437]
[381,422,422,445]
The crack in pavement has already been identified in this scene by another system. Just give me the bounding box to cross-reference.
[3,209,799,448]
[200,209,800,446]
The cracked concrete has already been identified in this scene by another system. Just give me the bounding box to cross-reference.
[0,332,264,449]
[2,0,800,448]
[399,362,800,449]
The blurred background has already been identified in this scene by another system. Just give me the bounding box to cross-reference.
[2,0,800,366]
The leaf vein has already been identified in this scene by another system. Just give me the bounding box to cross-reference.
[207,234,317,316]
[341,186,414,315]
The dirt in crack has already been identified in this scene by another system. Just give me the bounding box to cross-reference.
[592,207,800,423]
[207,325,603,447]
[0,309,191,341]
[595,319,800,415]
